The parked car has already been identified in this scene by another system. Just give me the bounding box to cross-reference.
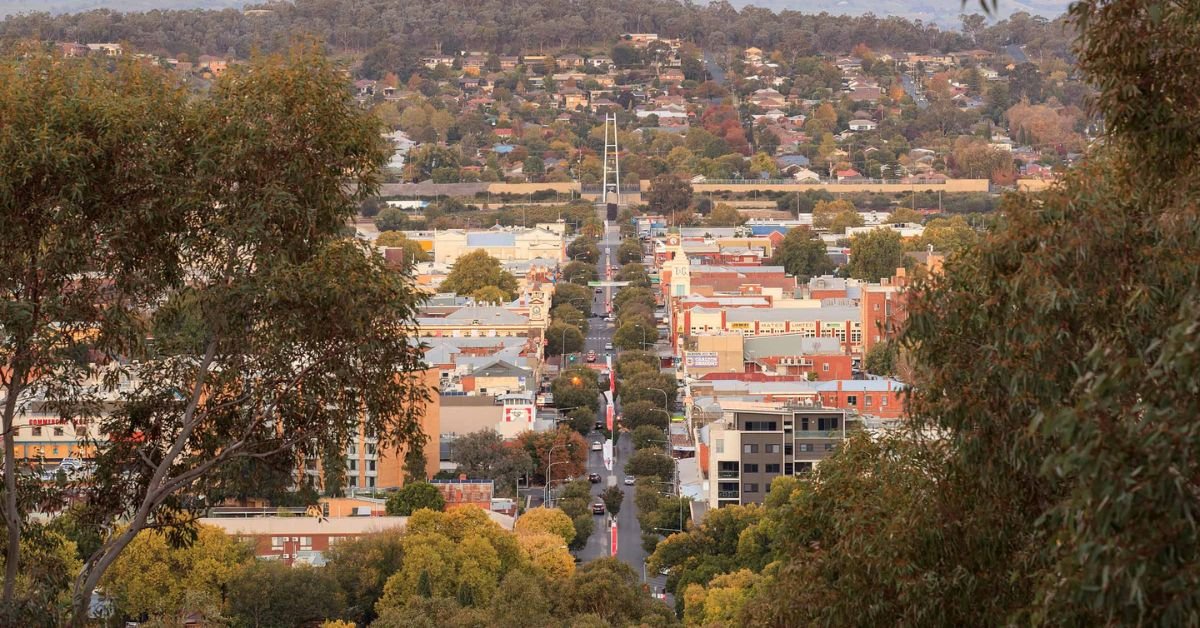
[588,473,602,483]
[591,441,602,452]
[592,502,606,515]
[624,475,636,485]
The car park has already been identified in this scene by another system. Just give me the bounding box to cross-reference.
[592,502,606,515]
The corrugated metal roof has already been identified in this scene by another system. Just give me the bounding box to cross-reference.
[466,232,516,247]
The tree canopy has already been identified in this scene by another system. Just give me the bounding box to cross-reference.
[440,249,519,299]
[771,226,833,279]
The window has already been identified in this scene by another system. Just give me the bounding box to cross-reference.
[53,426,64,436]
[766,444,781,454]
[348,459,357,471]
[784,444,793,456]
[796,462,813,474]
[822,362,829,372]
[368,460,377,472]
[271,537,284,550]
[347,443,357,455]
[743,483,758,493]
[348,476,357,488]
[743,444,758,454]
[882,396,889,407]
[743,463,759,473]
[866,395,873,406]
[31,427,42,437]
[800,418,809,431]
[766,464,781,473]
[784,462,794,475]
[715,438,724,454]
[744,421,778,431]
[366,443,377,456]
[825,443,836,451]
[299,536,312,550]
[817,417,840,431]
[846,395,858,406]
[799,443,814,452]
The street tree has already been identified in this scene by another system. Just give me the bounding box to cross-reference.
[770,226,834,279]
[449,429,533,496]
[707,203,746,226]
[615,263,651,288]
[632,425,667,450]
[566,407,596,436]
[848,229,905,281]
[621,400,669,431]
[601,486,624,516]
[561,260,599,286]
[545,322,585,357]
[551,282,594,317]
[385,482,446,516]
[441,249,519,299]
[517,426,589,484]
[473,285,510,305]
[566,236,600,264]
[624,449,675,482]
[618,239,644,265]
[646,174,693,214]
[550,303,589,333]
[613,322,658,351]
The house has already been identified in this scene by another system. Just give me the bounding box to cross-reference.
[744,47,764,62]
[588,56,613,68]
[59,42,88,57]
[559,87,589,111]
[659,68,686,84]
[423,55,456,69]
[835,169,864,182]
[499,56,520,71]
[789,168,822,183]
[353,79,377,97]
[86,43,123,56]
[847,119,877,132]
[557,54,585,69]
[848,86,882,102]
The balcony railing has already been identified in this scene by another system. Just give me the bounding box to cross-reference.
[717,470,739,479]
[717,490,740,499]
[793,430,844,440]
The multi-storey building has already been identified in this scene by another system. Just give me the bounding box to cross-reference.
[707,402,854,507]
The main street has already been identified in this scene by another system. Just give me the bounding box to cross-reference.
[573,221,670,599]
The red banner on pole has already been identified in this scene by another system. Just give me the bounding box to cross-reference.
[610,519,618,556]
[606,404,614,431]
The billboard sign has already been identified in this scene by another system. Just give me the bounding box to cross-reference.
[684,352,719,368]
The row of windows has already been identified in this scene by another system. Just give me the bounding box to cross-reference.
[842,395,889,407]
[742,420,778,431]
[270,536,313,550]
[24,425,79,437]
[347,460,377,472]
[742,463,784,474]
[741,443,783,454]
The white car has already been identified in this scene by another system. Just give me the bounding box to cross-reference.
[604,342,613,351]
[591,441,602,452]
[624,475,636,485]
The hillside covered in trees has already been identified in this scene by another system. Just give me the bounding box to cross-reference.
[0,0,1072,68]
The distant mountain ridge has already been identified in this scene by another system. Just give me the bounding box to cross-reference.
[2,0,1069,24]
[723,0,1069,25]
[0,0,245,18]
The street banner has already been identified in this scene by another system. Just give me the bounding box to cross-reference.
[610,518,618,556]
[606,404,614,431]
[603,439,613,472]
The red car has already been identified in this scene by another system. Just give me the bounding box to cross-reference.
[592,502,606,515]
[585,350,597,363]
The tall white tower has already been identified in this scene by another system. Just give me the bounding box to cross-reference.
[601,112,620,207]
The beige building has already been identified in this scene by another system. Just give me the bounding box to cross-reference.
[401,225,567,265]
